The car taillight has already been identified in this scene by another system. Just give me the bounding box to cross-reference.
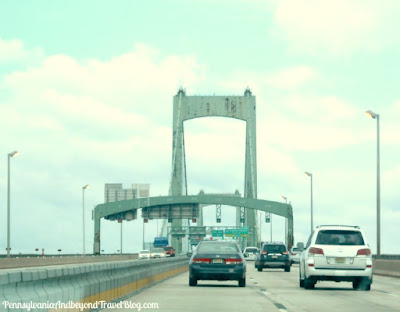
[225,258,243,265]
[282,251,289,255]
[192,258,211,264]
[309,247,324,255]
[261,251,268,255]
[291,252,296,255]
[356,248,371,256]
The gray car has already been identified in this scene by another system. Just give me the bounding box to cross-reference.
[189,240,246,287]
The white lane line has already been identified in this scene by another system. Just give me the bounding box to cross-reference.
[387,293,398,297]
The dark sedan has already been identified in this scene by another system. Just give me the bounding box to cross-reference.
[189,240,246,287]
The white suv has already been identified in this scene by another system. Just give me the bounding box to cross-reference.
[299,225,373,290]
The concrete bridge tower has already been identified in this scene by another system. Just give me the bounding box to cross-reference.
[170,88,258,251]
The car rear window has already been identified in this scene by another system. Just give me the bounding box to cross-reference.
[245,248,258,253]
[263,244,286,253]
[315,230,365,245]
[197,243,239,254]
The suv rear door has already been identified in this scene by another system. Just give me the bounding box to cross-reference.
[312,230,369,269]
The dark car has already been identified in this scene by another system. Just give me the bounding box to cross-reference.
[163,246,175,257]
[255,242,291,272]
[189,240,246,287]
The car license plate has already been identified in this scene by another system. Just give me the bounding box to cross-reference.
[272,256,278,259]
[212,259,223,264]
[335,257,345,263]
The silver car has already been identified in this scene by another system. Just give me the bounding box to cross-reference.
[290,247,302,264]
[243,247,259,261]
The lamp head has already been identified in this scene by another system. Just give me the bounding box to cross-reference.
[9,151,19,157]
[83,184,90,190]
[304,171,312,177]
[281,195,287,200]
[365,110,378,119]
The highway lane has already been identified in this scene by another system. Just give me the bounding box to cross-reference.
[103,263,400,312]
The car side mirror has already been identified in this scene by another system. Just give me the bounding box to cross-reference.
[186,252,193,257]
[243,253,248,257]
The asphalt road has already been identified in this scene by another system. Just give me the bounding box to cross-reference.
[103,263,400,312]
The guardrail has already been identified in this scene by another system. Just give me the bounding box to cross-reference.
[0,256,189,311]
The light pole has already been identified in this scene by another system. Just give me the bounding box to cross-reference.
[365,110,381,256]
[281,195,288,246]
[304,172,313,234]
[270,213,273,243]
[120,220,123,254]
[7,151,19,258]
[259,212,262,248]
[82,184,90,255]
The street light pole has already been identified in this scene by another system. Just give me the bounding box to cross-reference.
[7,151,19,258]
[304,172,313,234]
[281,195,288,246]
[366,110,381,256]
[270,214,273,243]
[82,184,90,256]
[120,221,123,254]
[258,212,262,248]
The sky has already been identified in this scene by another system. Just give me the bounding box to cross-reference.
[0,0,399,255]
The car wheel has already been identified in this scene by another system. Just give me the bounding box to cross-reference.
[257,266,262,272]
[238,277,246,287]
[299,275,304,288]
[352,279,360,290]
[284,265,291,272]
[189,276,197,287]
[357,277,371,291]
[304,276,315,289]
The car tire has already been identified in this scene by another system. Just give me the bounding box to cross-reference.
[352,279,360,290]
[257,266,262,272]
[358,277,372,291]
[299,276,304,288]
[238,277,246,287]
[189,276,197,287]
[284,265,291,272]
[304,276,315,289]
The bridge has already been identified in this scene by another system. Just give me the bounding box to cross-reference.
[93,194,293,254]
[93,88,294,254]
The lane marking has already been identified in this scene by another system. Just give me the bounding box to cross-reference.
[274,303,288,312]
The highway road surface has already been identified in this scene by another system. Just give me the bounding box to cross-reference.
[103,264,400,312]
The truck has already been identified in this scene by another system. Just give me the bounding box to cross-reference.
[153,236,168,248]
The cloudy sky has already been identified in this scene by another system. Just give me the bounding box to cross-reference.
[0,0,399,255]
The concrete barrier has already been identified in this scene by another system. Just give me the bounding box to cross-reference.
[0,257,188,311]
[373,259,400,278]
[0,255,139,270]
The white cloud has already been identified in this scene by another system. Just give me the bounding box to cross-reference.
[0,37,43,64]
[264,66,316,89]
[271,0,395,55]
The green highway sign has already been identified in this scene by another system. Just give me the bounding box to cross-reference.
[212,230,224,237]
[224,227,249,237]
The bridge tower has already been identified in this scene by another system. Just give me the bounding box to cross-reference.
[170,88,258,251]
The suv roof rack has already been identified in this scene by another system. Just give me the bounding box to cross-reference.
[317,225,360,229]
